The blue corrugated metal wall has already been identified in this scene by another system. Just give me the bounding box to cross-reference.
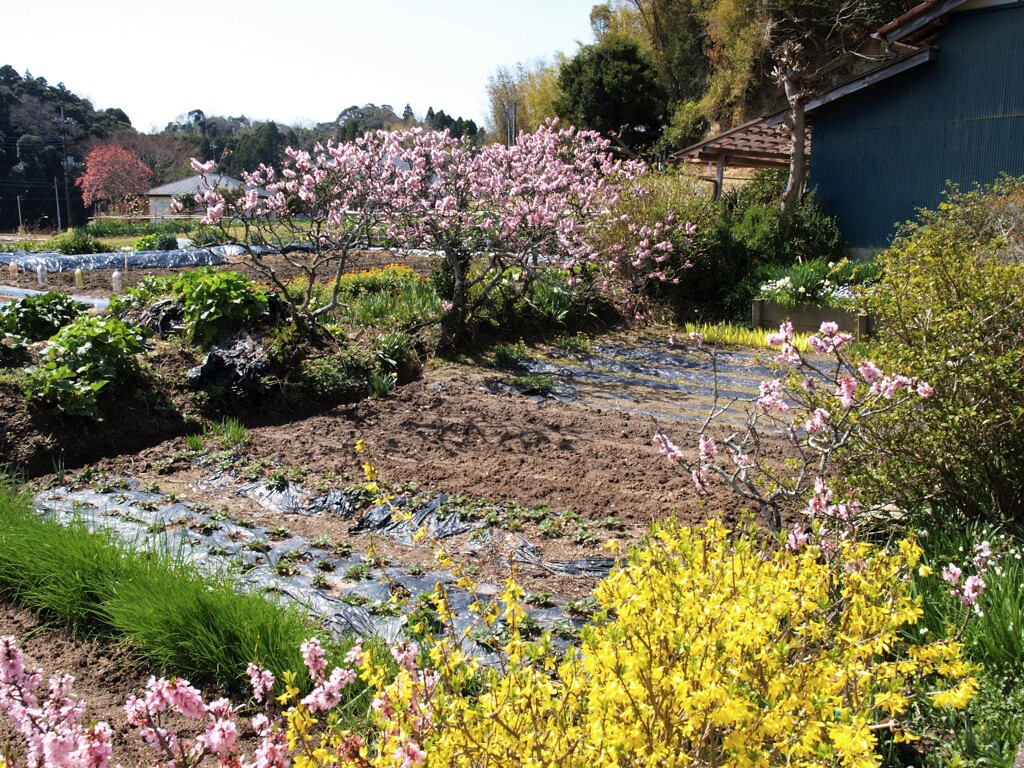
[808,2,1024,249]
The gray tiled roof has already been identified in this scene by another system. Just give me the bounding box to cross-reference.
[147,174,248,196]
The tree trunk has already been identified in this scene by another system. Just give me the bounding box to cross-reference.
[779,78,807,230]
[437,249,469,354]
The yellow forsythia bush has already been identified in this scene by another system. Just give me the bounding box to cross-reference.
[290,521,976,768]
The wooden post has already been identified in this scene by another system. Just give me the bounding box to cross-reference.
[857,313,870,341]
[752,298,766,330]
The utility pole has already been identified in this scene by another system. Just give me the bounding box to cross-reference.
[16,193,24,232]
[60,106,72,227]
[504,102,518,147]
[54,178,62,232]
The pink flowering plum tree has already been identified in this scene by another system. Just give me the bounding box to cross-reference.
[655,321,934,534]
[182,132,403,332]
[191,121,687,351]
[383,121,685,350]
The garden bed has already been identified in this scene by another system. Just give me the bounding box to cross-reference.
[752,297,872,339]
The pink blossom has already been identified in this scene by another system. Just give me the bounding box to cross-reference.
[819,321,839,335]
[394,740,427,768]
[391,642,420,672]
[809,323,853,354]
[246,663,274,703]
[917,380,935,399]
[190,158,215,174]
[301,638,328,682]
[653,434,684,464]
[942,563,962,585]
[973,540,993,569]
[786,525,810,552]
[757,379,789,412]
[344,640,365,667]
[835,377,858,409]
[960,574,986,605]
[804,408,830,434]
[857,360,883,382]
[698,435,718,461]
[688,330,704,347]
[691,467,708,492]
[731,451,754,469]
[302,666,358,712]
[871,374,916,399]
[202,714,238,755]
[766,321,794,348]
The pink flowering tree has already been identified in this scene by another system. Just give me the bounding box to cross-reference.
[0,635,113,768]
[182,132,403,332]
[382,121,685,350]
[77,146,152,216]
[655,321,934,534]
[192,121,687,350]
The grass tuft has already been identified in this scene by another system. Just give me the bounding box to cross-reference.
[0,477,359,696]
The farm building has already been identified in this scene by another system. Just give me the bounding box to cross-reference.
[146,174,266,221]
[678,0,1024,253]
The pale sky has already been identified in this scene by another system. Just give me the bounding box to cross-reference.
[6,0,598,134]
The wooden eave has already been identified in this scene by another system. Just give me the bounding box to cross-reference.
[673,111,804,169]
[873,0,967,47]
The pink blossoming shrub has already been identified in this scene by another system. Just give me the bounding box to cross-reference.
[655,320,932,533]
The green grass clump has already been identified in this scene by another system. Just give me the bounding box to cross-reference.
[905,523,1024,766]
[205,416,249,449]
[681,321,815,352]
[0,478,355,695]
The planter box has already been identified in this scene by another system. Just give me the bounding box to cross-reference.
[752,299,873,341]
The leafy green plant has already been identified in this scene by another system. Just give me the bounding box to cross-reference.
[492,339,528,367]
[847,177,1024,524]
[171,268,269,345]
[111,268,268,346]
[553,332,591,355]
[367,371,397,398]
[24,315,144,419]
[47,228,110,255]
[134,232,180,251]
[343,563,371,581]
[0,292,88,341]
[371,330,412,375]
[205,416,248,449]
[509,373,554,395]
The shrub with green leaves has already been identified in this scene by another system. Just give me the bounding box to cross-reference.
[112,268,268,346]
[0,292,88,341]
[134,232,180,251]
[845,177,1024,525]
[171,268,268,344]
[47,227,110,255]
[25,315,145,419]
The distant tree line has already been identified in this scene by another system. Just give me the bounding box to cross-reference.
[0,63,484,230]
